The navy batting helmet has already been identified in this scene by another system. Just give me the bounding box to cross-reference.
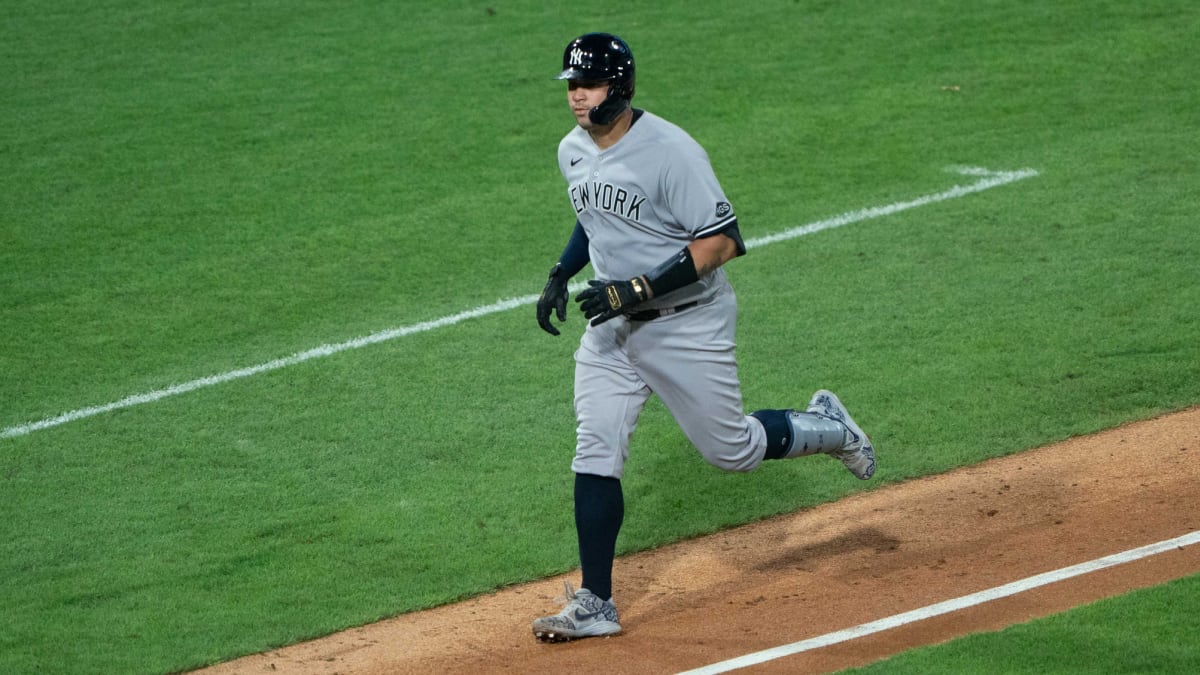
[555,33,635,125]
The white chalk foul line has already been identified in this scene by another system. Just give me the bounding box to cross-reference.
[2,166,1038,439]
[678,530,1200,675]
[1,296,537,439]
[745,166,1038,249]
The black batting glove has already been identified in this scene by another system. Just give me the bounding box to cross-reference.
[537,263,570,336]
[575,277,650,326]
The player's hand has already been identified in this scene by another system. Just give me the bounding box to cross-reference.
[537,263,570,336]
[575,278,649,326]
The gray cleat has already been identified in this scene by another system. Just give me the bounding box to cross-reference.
[807,389,876,480]
[532,582,621,642]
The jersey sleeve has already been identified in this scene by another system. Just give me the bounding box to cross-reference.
[659,136,737,239]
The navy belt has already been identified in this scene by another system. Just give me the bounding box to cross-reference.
[627,301,698,322]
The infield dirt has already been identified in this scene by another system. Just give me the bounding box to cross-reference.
[197,407,1200,674]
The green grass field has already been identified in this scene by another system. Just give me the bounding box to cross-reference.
[848,574,1200,674]
[2,1,1198,673]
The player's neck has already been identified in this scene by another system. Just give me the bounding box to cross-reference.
[587,107,634,150]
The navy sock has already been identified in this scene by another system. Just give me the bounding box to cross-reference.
[574,473,623,601]
[750,409,794,460]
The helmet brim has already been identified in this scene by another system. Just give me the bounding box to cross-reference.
[555,67,613,81]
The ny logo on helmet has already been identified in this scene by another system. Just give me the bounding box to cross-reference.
[569,48,584,66]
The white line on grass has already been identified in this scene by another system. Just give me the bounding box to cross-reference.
[677,530,1200,675]
[2,166,1038,439]
[745,166,1038,249]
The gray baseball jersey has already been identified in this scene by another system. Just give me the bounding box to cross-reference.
[558,111,738,311]
[561,110,768,479]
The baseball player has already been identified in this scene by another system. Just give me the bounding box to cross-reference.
[531,32,877,642]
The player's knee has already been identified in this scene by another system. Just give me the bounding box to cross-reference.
[698,445,759,473]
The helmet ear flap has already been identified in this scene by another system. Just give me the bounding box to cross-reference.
[588,88,629,125]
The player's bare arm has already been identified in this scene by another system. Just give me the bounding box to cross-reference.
[682,232,739,285]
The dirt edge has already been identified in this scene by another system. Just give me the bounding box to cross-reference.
[196,407,1200,674]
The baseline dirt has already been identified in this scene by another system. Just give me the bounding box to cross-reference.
[198,408,1200,674]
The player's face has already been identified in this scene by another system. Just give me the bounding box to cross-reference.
[567,79,610,128]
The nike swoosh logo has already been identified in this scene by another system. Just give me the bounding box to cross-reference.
[570,157,584,166]
[572,608,606,622]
